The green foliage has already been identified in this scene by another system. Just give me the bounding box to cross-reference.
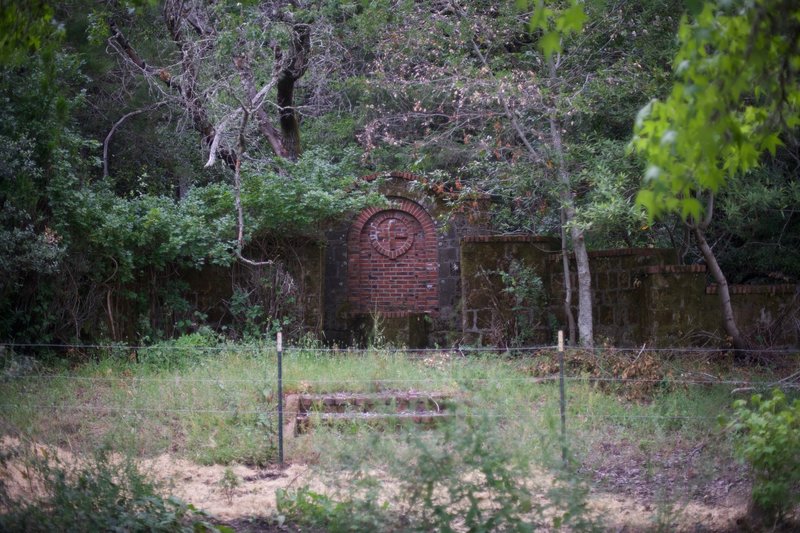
[242,147,379,236]
[218,467,240,505]
[0,42,99,342]
[0,1,62,65]
[136,329,222,371]
[632,0,800,221]
[0,39,375,342]
[0,206,64,278]
[499,259,546,338]
[61,184,237,283]
[570,140,658,248]
[521,0,587,59]
[713,166,800,283]
[727,389,800,522]
[394,416,545,531]
[0,447,223,532]
[276,485,387,532]
[477,259,548,347]
[573,1,681,141]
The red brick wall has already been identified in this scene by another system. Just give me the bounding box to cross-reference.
[347,198,438,316]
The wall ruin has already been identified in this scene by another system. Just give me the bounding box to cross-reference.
[460,237,799,347]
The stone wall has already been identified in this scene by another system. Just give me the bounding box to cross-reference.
[643,268,800,346]
[549,248,677,345]
[461,236,799,347]
[460,235,559,345]
[183,239,325,336]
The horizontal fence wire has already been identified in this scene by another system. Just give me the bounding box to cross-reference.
[0,403,725,421]
[2,342,800,355]
[2,343,798,455]
[1,375,270,384]
[0,342,554,353]
[3,374,798,387]
[0,404,277,415]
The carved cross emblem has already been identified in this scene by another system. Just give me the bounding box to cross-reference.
[369,213,415,259]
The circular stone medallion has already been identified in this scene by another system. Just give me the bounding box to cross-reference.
[368,212,415,259]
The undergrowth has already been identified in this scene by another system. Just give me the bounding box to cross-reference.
[0,442,227,532]
[279,415,602,532]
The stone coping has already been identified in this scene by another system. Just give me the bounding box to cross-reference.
[587,248,672,258]
[644,264,707,274]
[706,284,798,295]
[461,235,559,244]
[348,310,436,318]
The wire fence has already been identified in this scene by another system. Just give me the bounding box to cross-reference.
[1,336,799,465]
[3,341,800,354]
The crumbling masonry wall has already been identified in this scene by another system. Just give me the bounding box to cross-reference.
[461,236,799,347]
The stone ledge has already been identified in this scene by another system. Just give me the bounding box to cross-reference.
[588,248,671,258]
[706,284,798,295]
[348,310,438,318]
[644,264,707,274]
[461,235,558,244]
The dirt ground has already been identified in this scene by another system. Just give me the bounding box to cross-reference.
[141,453,751,531]
[0,436,756,531]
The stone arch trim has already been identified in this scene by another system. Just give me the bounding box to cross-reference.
[347,197,439,316]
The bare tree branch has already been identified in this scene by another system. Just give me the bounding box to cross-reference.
[234,53,286,157]
[204,111,240,168]
[103,102,166,178]
[108,15,237,169]
[230,105,273,267]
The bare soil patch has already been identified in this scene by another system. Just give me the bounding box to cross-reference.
[0,435,761,531]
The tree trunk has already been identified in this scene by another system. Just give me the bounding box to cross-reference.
[109,5,310,167]
[548,59,593,348]
[693,225,746,351]
[560,208,577,345]
[464,32,581,344]
[571,219,594,348]
[555,164,593,348]
[274,22,310,161]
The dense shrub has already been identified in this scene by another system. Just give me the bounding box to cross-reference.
[728,389,800,524]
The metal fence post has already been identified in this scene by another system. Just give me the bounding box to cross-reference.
[277,331,284,467]
[558,330,567,465]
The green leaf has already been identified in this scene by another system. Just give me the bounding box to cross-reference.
[680,197,703,221]
[760,132,782,156]
[529,5,552,32]
[635,190,656,218]
[538,31,561,59]
[557,4,586,35]
[683,0,704,16]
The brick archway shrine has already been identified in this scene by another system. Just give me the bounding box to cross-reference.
[347,197,439,317]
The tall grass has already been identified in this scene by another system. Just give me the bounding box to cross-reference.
[0,340,767,477]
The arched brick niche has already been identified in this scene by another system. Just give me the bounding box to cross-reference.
[347,197,439,316]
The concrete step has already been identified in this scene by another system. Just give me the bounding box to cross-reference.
[284,390,454,435]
